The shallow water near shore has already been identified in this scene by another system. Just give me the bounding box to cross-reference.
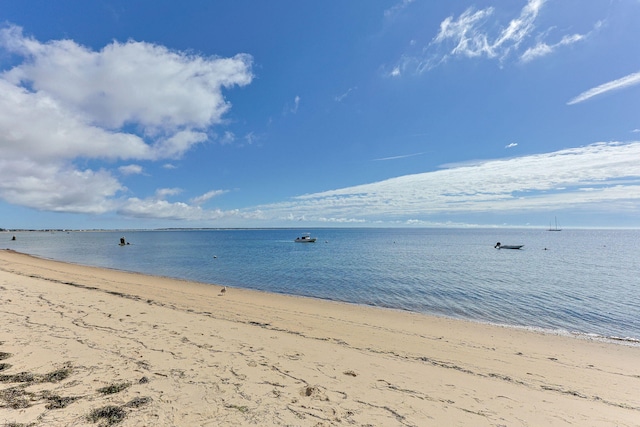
[5,228,640,341]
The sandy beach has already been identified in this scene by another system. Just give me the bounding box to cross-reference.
[1,249,639,426]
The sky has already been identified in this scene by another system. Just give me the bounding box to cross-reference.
[1,0,640,230]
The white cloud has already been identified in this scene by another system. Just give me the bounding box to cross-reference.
[118,197,242,222]
[505,143,518,148]
[0,79,151,162]
[244,131,257,145]
[0,24,252,214]
[567,71,640,105]
[384,0,415,18]
[35,140,638,225]
[373,152,424,161]
[394,0,591,74]
[0,26,253,132]
[152,130,208,159]
[190,189,229,205]
[249,142,640,223]
[219,130,236,145]
[433,7,497,59]
[427,0,546,64]
[335,87,357,102]
[521,33,585,63]
[291,95,301,113]
[155,188,182,198]
[0,158,122,214]
[118,164,144,175]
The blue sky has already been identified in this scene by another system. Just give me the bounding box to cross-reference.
[1,0,639,229]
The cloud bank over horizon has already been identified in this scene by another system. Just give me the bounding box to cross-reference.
[250,141,640,225]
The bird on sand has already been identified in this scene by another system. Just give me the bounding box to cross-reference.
[220,286,227,295]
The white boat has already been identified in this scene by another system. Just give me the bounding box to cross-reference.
[295,234,317,243]
[494,242,523,250]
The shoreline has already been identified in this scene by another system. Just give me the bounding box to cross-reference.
[1,249,639,425]
[8,245,640,347]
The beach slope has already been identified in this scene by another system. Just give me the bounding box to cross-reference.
[1,249,639,426]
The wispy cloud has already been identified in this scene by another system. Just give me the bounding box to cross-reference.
[219,130,235,145]
[335,87,357,102]
[567,71,640,105]
[291,95,301,113]
[392,0,592,75]
[505,143,518,149]
[190,189,228,205]
[373,152,424,161]
[384,0,415,18]
[521,33,585,63]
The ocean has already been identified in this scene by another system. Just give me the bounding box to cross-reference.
[5,228,640,343]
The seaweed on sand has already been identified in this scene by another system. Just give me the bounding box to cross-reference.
[42,366,72,383]
[97,382,130,395]
[124,396,152,408]
[0,366,71,384]
[42,391,80,409]
[87,405,127,425]
[0,385,35,409]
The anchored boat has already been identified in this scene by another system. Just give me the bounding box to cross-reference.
[295,233,317,243]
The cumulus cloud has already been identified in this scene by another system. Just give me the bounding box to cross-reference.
[567,71,640,105]
[118,197,243,222]
[0,158,122,213]
[394,0,591,74]
[0,24,252,214]
[0,26,252,132]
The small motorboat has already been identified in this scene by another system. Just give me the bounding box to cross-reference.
[495,242,523,250]
[295,234,317,243]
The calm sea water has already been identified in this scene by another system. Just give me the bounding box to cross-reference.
[5,228,640,342]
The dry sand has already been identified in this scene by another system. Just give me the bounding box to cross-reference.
[0,248,639,426]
